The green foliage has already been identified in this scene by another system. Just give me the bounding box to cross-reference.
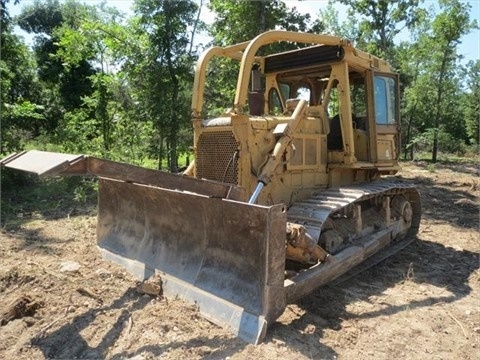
[16,0,97,139]
[315,3,360,40]
[209,0,312,46]
[410,127,468,155]
[396,1,477,161]
[13,0,200,170]
[416,0,475,162]
[56,109,101,153]
[73,178,97,203]
[2,0,478,173]
[337,0,425,61]
[1,0,19,29]
[127,0,198,171]
[409,150,480,164]
[1,2,43,155]
[461,60,480,144]
[426,163,436,173]
[0,169,97,227]
[1,101,45,153]
[202,57,239,117]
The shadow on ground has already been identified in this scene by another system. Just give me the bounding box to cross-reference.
[269,237,478,348]
[31,286,255,360]
[394,175,479,230]
[32,287,148,359]
[2,227,76,255]
[26,234,478,360]
[1,171,97,228]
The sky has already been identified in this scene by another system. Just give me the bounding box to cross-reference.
[7,0,480,65]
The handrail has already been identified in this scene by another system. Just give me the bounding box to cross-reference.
[191,42,250,117]
[192,30,352,117]
[233,31,350,112]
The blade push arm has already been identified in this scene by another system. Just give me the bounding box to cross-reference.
[248,100,307,204]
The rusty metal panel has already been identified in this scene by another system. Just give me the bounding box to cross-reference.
[0,150,85,176]
[87,157,246,201]
[0,151,246,201]
[96,178,287,344]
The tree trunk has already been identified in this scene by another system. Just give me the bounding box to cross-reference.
[432,130,438,163]
[169,126,178,172]
[188,0,203,55]
[431,45,451,163]
[98,79,109,153]
[158,133,164,170]
[404,62,420,160]
[164,7,180,173]
[404,111,415,160]
[258,2,267,33]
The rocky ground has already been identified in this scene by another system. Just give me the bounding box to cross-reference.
[0,161,479,359]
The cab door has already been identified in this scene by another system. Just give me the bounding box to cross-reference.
[370,73,400,163]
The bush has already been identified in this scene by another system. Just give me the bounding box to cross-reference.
[409,128,469,156]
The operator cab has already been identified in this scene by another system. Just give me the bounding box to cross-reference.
[255,45,400,166]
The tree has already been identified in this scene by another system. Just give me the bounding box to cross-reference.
[424,0,475,162]
[398,1,476,160]
[1,0,44,154]
[395,13,431,159]
[461,60,480,145]
[314,3,360,41]
[129,0,198,171]
[205,1,314,116]
[17,0,96,125]
[54,3,129,155]
[337,0,424,62]
[209,0,312,46]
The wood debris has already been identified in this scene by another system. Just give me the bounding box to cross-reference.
[136,274,163,296]
[0,295,44,326]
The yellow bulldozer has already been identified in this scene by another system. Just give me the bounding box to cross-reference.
[2,31,421,344]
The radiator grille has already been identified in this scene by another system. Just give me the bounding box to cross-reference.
[196,131,239,184]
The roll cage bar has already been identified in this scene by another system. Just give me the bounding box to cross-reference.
[191,30,391,118]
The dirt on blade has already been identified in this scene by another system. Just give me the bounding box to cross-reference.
[0,161,479,360]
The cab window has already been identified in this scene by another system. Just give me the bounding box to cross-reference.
[296,85,311,103]
[374,76,396,125]
[279,82,290,102]
[268,88,283,115]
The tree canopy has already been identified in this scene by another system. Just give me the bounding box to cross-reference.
[1,0,478,167]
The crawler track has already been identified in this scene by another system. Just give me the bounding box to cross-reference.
[284,181,421,298]
[288,181,421,241]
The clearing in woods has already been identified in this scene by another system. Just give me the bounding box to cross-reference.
[0,161,479,359]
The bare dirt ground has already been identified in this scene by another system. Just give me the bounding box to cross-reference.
[1,161,479,359]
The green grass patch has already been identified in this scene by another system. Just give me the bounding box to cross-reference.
[410,151,480,165]
[1,169,97,229]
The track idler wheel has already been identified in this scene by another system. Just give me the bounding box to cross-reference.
[319,230,344,254]
[391,195,413,224]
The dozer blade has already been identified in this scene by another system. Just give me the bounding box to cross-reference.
[1,151,287,344]
[98,179,287,344]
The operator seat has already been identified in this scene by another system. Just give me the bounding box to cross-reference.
[327,115,343,150]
